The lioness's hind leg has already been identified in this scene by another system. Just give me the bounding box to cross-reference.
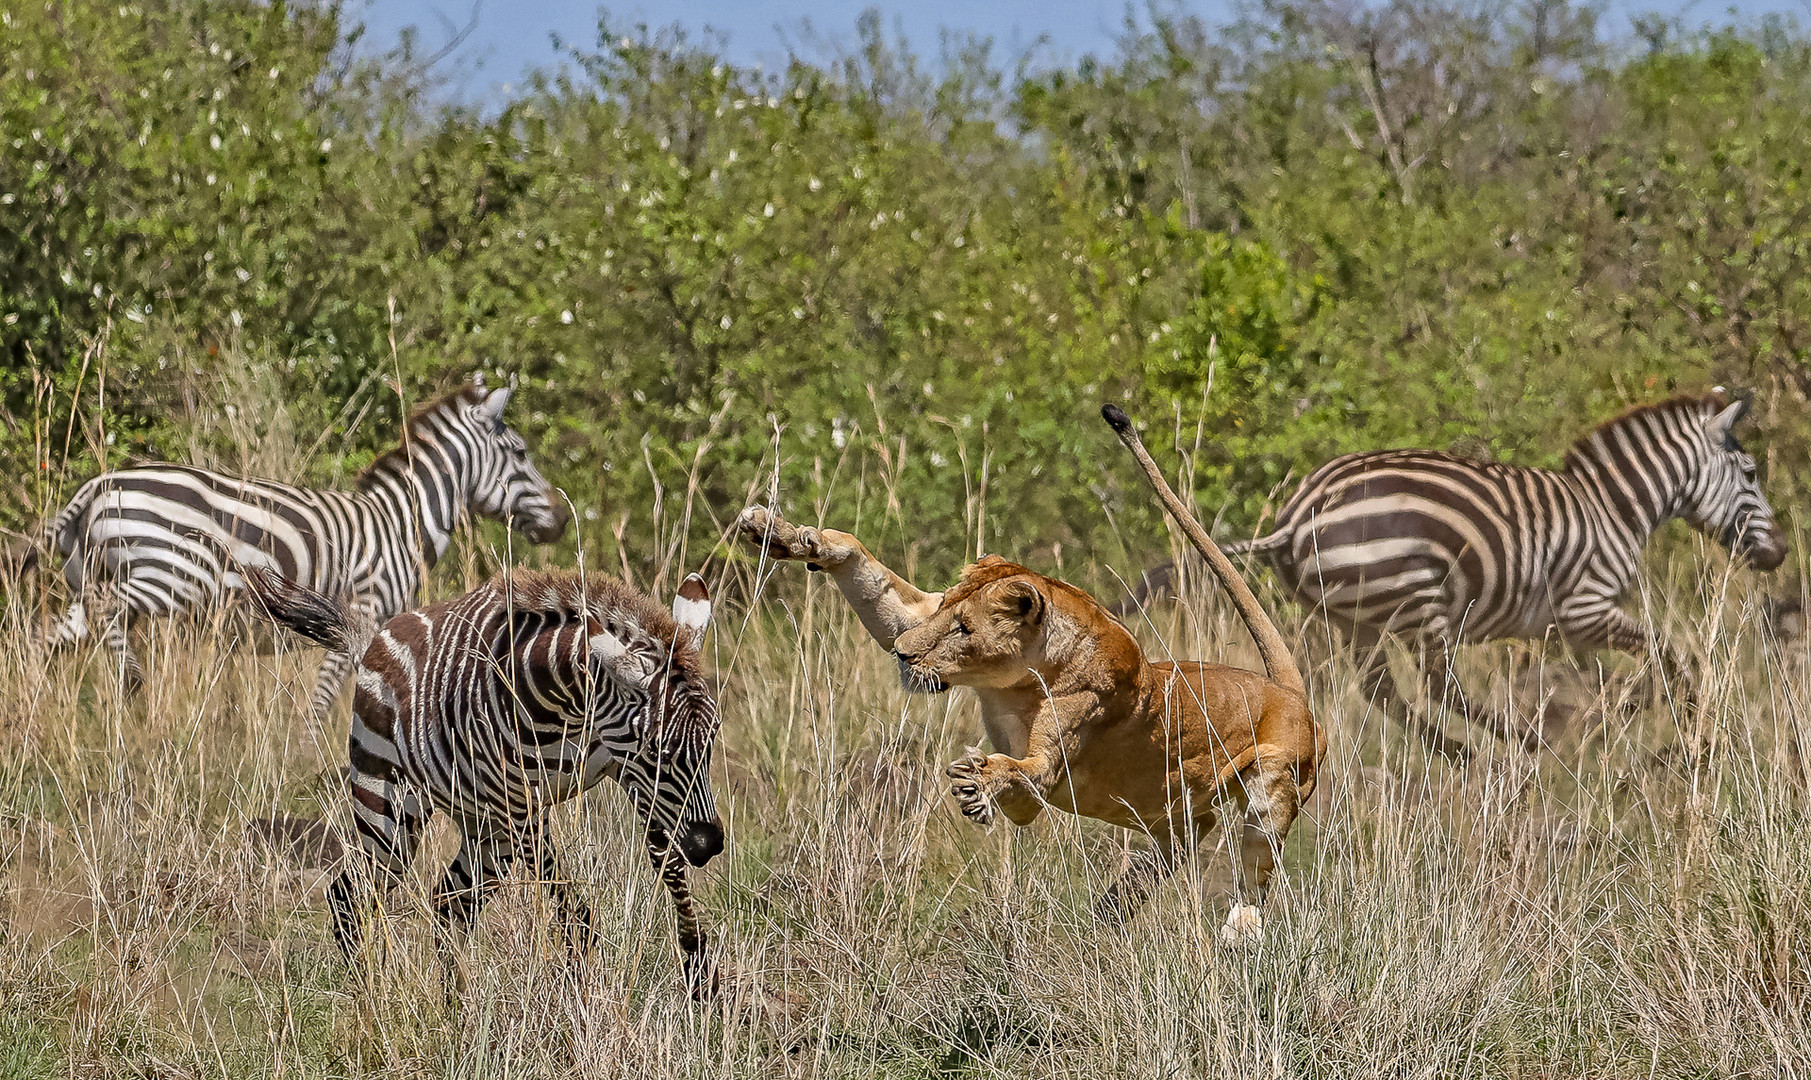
[1224,752,1303,944]
[1094,829,1200,928]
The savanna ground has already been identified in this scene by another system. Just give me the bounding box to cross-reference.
[3,428,1810,1079]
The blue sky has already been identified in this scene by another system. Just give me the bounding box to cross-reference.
[353,1,1809,100]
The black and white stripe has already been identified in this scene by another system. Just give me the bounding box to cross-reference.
[248,566,723,994]
[27,375,568,714]
[1234,391,1785,756]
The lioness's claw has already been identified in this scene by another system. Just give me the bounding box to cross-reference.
[945,753,996,825]
[734,506,846,570]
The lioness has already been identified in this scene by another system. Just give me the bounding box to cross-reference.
[734,406,1323,941]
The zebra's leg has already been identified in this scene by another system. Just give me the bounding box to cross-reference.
[427,824,517,1002]
[1420,640,1544,752]
[44,600,92,650]
[1351,627,1473,761]
[650,839,716,1000]
[1224,752,1305,945]
[432,822,524,939]
[1558,605,1702,756]
[94,585,145,696]
[331,772,428,961]
[1092,826,1197,928]
[515,821,597,956]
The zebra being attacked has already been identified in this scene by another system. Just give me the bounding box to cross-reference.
[247,565,725,998]
[11,374,568,715]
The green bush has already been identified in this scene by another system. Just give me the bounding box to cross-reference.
[5,0,1807,583]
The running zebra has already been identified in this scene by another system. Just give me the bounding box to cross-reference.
[1134,391,1786,758]
[247,565,724,996]
[10,375,568,715]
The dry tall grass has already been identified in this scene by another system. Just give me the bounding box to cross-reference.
[2,381,1808,1078]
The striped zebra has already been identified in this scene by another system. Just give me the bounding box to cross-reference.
[11,375,568,716]
[1134,391,1786,758]
[247,565,724,996]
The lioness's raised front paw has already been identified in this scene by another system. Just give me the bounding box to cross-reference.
[734,506,851,571]
[944,750,997,826]
[1220,902,1264,946]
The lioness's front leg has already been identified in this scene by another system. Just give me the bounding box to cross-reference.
[945,693,1090,827]
[735,505,942,650]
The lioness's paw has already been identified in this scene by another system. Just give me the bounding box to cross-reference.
[734,507,847,570]
[1220,903,1264,946]
[945,751,996,826]
[734,506,805,559]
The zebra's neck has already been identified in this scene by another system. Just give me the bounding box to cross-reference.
[358,447,474,572]
[1561,425,1697,573]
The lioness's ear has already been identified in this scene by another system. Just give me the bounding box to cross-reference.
[997,580,1045,626]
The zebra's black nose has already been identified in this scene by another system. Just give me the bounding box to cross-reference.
[678,819,724,867]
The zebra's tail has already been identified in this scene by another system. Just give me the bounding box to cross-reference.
[1102,404,1307,700]
[245,565,366,657]
[1221,530,1291,559]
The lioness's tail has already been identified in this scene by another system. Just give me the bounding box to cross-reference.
[244,565,370,657]
[1101,404,1305,699]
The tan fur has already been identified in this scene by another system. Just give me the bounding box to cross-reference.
[735,501,1325,934]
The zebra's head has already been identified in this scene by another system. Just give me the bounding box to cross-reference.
[1682,392,1787,572]
[593,573,724,868]
[464,376,570,545]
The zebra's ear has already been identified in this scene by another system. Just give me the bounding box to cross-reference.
[1708,396,1749,439]
[671,573,711,648]
[477,386,513,428]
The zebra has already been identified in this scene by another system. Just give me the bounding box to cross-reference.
[246,565,725,996]
[9,374,569,716]
[1128,391,1786,759]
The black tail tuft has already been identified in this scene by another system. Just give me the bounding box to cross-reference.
[245,565,357,654]
[1101,403,1133,434]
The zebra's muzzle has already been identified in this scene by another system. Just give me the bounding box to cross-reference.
[1730,523,1789,572]
[518,499,570,544]
[1744,536,1789,572]
[655,819,725,867]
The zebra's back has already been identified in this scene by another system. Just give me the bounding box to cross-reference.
[60,464,365,611]
[1264,450,1591,641]
[350,580,659,827]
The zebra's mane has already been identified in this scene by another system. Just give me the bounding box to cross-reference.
[1564,391,1729,469]
[492,568,697,666]
[356,382,489,491]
